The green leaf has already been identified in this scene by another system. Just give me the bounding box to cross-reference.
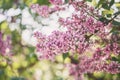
[85,0,92,2]
[112,20,120,26]
[96,0,105,8]
[62,53,69,60]
[102,3,110,10]
[28,46,35,52]
[65,0,69,3]
[112,57,118,61]
[99,17,109,23]
[37,0,50,5]
[92,0,97,6]
[11,77,26,80]
[26,53,38,63]
[109,0,114,8]
[1,0,14,9]
[115,2,120,7]
[0,69,4,75]
[0,69,5,80]
[106,14,112,17]
[102,10,114,16]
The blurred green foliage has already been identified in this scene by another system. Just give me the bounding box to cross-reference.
[0,0,50,9]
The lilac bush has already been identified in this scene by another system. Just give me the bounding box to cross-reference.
[31,0,120,79]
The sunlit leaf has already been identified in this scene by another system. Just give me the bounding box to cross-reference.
[115,3,120,7]
[102,9,114,16]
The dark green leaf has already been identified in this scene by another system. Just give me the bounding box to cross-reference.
[112,20,120,26]
[11,77,26,80]
[65,0,69,3]
[102,3,110,10]
[112,57,118,61]
[85,0,92,2]
[96,0,105,8]
[106,14,112,17]
[109,0,114,8]
[0,69,4,75]
[62,53,69,60]
[99,17,109,23]
[37,0,50,5]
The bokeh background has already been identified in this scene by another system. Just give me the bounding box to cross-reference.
[0,0,73,80]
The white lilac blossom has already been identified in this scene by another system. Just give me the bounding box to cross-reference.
[0,7,63,45]
[0,14,6,23]
[32,0,120,79]
[21,7,68,45]
[21,29,37,46]
[6,8,21,17]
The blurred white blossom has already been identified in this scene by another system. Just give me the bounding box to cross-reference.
[6,8,21,16]
[9,23,20,31]
[0,14,6,22]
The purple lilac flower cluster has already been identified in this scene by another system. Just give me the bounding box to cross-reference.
[49,0,64,5]
[31,2,65,17]
[0,32,12,56]
[69,58,120,80]
[32,0,120,79]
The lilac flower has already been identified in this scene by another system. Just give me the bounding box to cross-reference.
[0,32,12,56]
[49,0,64,5]
[31,4,50,17]
[106,61,120,74]
[103,43,120,55]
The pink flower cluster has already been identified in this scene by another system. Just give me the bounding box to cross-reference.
[31,4,50,17]
[69,42,120,79]
[103,43,120,55]
[32,0,120,79]
[33,0,106,59]
[31,0,65,17]
[0,32,12,56]
[70,58,120,80]
[49,0,64,5]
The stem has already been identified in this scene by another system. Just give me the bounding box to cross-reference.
[109,11,120,23]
